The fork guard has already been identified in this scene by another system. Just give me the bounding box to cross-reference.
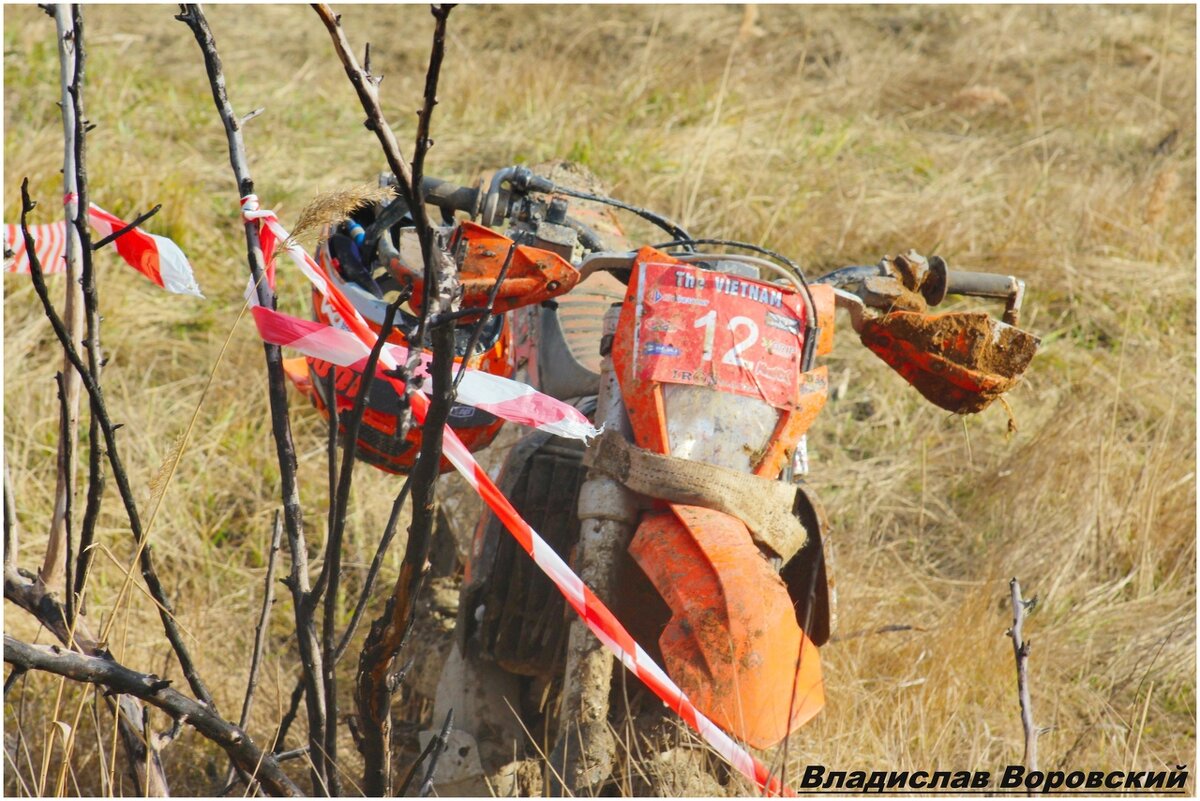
[629,504,825,749]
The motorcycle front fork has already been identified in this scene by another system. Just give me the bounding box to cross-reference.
[549,304,638,794]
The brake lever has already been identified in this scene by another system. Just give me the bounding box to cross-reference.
[576,251,637,281]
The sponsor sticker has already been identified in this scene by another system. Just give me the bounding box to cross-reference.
[633,262,808,409]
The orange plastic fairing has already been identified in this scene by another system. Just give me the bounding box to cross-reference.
[629,505,824,747]
[611,247,835,477]
[401,221,581,316]
[859,310,1039,414]
[609,247,830,746]
[298,280,515,474]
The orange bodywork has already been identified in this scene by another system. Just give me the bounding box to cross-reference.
[292,282,516,474]
[405,221,581,316]
[859,310,1039,414]
[629,506,825,748]
[613,248,835,477]
[611,247,833,747]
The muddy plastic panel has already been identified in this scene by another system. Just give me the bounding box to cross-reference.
[860,310,1039,414]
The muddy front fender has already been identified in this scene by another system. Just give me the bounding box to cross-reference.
[629,504,824,749]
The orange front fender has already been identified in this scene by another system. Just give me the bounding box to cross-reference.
[629,504,824,748]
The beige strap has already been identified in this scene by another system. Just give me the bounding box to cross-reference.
[583,430,818,562]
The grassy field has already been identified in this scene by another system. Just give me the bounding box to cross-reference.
[4,4,1195,796]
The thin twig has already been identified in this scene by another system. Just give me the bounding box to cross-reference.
[333,474,412,663]
[270,676,307,755]
[63,9,98,625]
[176,6,327,790]
[4,635,302,797]
[90,204,161,251]
[73,23,107,614]
[1008,577,1038,774]
[405,5,458,365]
[314,4,458,794]
[269,469,414,758]
[312,4,418,210]
[396,707,453,797]
[218,747,309,797]
[4,667,27,695]
[3,455,17,569]
[20,179,216,711]
[223,510,284,794]
[54,373,76,626]
[312,297,404,604]
[43,1,86,593]
[312,3,458,361]
[418,708,454,796]
[315,298,402,793]
[244,514,285,715]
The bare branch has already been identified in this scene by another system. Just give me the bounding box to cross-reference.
[315,298,403,793]
[68,2,108,638]
[312,297,405,606]
[240,107,265,127]
[5,565,169,795]
[269,470,414,759]
[333,474,412,663]
[176,6,327,790]
[1008,577,1038,773]
[223,510,285,794]
[270,675,307,755]
[396,707,452,797]
[242,510,283,731]
[90,204,161,251]
[418,707,454,796]
[43,0,87,595]
[4,635,302,797]
[3,455,17,569]
[20,179,217,711]
[54,372,77,625]
[313,5,458,794]
[312,3,417,209]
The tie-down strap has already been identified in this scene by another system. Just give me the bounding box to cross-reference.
[583,429,823,563]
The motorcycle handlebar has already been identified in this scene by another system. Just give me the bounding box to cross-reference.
[945,269,1025,326]
[944,269,1020,300]
[419,176,480,217]
[409,180,1032,323]
[818,263,1026,327]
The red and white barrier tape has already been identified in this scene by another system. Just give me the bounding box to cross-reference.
[4,198,203,298]
[420,391,790,795]
[239,197,792,796]
[4,223,67,275]
[252,305,599,442]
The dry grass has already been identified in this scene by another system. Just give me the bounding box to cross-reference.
[4,4,1194,796]
[286,182,395,248]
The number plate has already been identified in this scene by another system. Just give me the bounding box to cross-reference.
[631,262,808,409]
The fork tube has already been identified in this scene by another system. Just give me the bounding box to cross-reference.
[550,303,637,793]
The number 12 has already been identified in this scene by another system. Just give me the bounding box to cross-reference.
[693,311,758,369]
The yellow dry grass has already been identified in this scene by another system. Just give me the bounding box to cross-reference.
[4,4,1195,796]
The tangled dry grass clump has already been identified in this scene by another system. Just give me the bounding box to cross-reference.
[286,183,396,249]
[4,4,1194,795]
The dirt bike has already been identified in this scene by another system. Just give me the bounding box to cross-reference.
[291,162,1039,794]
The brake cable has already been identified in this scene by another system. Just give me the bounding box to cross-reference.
[503,166,695,249]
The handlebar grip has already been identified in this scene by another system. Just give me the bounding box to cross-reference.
[944,270,1020,299]
[419,176,479,216]
[944,269,1025,326]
